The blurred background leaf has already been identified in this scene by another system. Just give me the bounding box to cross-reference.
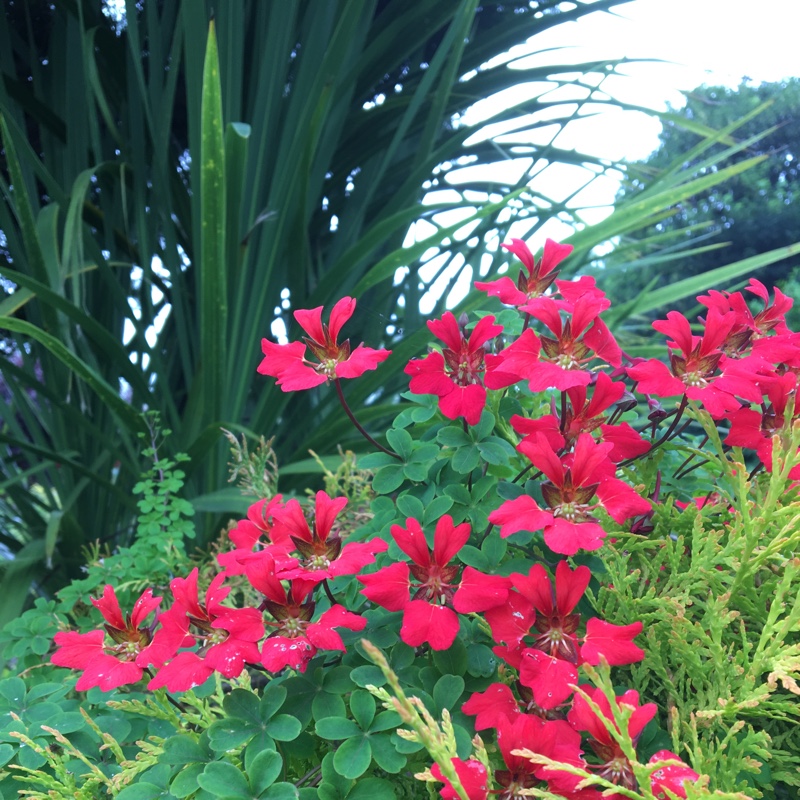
[1,0,794,611]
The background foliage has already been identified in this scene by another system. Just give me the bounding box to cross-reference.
[2,0,799,628]
[602,77,800,322]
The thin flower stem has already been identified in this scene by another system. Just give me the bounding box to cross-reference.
[674,458,710,481]
[322,579,337,605]
[656,395,689,446]
[334,379,401,460]
[559,390,568,434]
[512,463,542,484]
[621,397,690,469]
[673,434,709,479]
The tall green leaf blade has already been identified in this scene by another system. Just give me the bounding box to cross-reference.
[198,20,227,425]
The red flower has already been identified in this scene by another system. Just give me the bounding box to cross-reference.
[430,758,488,800]
[245,553,365,672]
[725,371,799,475]
[52,586,161,692]
[568,686,657,793]
[271,491,387,584]
[258,297,390,391]
[358,516,510,650]
[405,312,516,425]
[511,372,649,463]
[495,295,621,392]
[217,496,297,576]
[461,683,522,730]
[698,279,793,352]
[649,751,699,799]
[147,569,264,692]
[489,434,650,555]
[475,237,573,307]
[627,310,763,418]
[496,714,585,795]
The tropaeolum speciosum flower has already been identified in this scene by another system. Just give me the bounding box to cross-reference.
[484,561,644,709]
[489,434,651,555]
[568,686,657,796]
[51,586,161,691]
[245,552,366,673]
[270,490,388,585]
[474,237,574,307]
[496,293,622,392]
[258,296,390,391]
[147,569,264,692]
[358,515,511,650]
[405,311,518,425]
[626,308,763,418]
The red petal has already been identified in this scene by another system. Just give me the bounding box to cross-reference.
[52,630,105,670]
[462,683,521,730]
[474,276,527,306]
[518,649,577,708]
[400,601,460,649]
[483,590,535,646]
[75,655,143,692]
[433,515,471,567]
[438,383,486,426]
[148,652,214,692]
[544,518,606,556]
[327,297,356,342]
[453,567,510,612]
[431,758,488,800]
[554,561,591,615]
[91,585,126,630]
[467,314,502,351]
[488,496,552,538]
[581,618,645,666]
[358,562,411,611]
[313,491,348,542]
[293,306,326,344]
[335,345,391,378]
[428,312,464,352]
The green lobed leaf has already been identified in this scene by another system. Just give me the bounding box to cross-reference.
[266,713,302,742]
[248,749,284,796]
[160,735,207,766]
[433,674,465,712]
[315,716,361,740]
[345,777,397,799]
[368,733,407,773]
[451,444,481,474]
[333,734,373,780]
[348,690,376,731]
[372,464,406,493]
[432,637,468,676]
[197,761,250,798]
[263,783,301,800]
[170,763,205,798]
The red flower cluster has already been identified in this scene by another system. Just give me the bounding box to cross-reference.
[53,238,785,800]
[358,515,510,650]
[52,492,385,691]
[258,296,390,390]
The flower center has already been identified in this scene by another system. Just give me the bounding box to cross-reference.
[282,617,306,637]
[681,370,708,388]
[306,554,331,571]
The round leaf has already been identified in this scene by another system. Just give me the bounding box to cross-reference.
[197,761,250,798]
[332,734,372,779]
[315,716,361,740]
[249,748,283,796]
[266,713,302,742]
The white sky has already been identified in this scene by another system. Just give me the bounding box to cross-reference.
[408,0,800,313]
